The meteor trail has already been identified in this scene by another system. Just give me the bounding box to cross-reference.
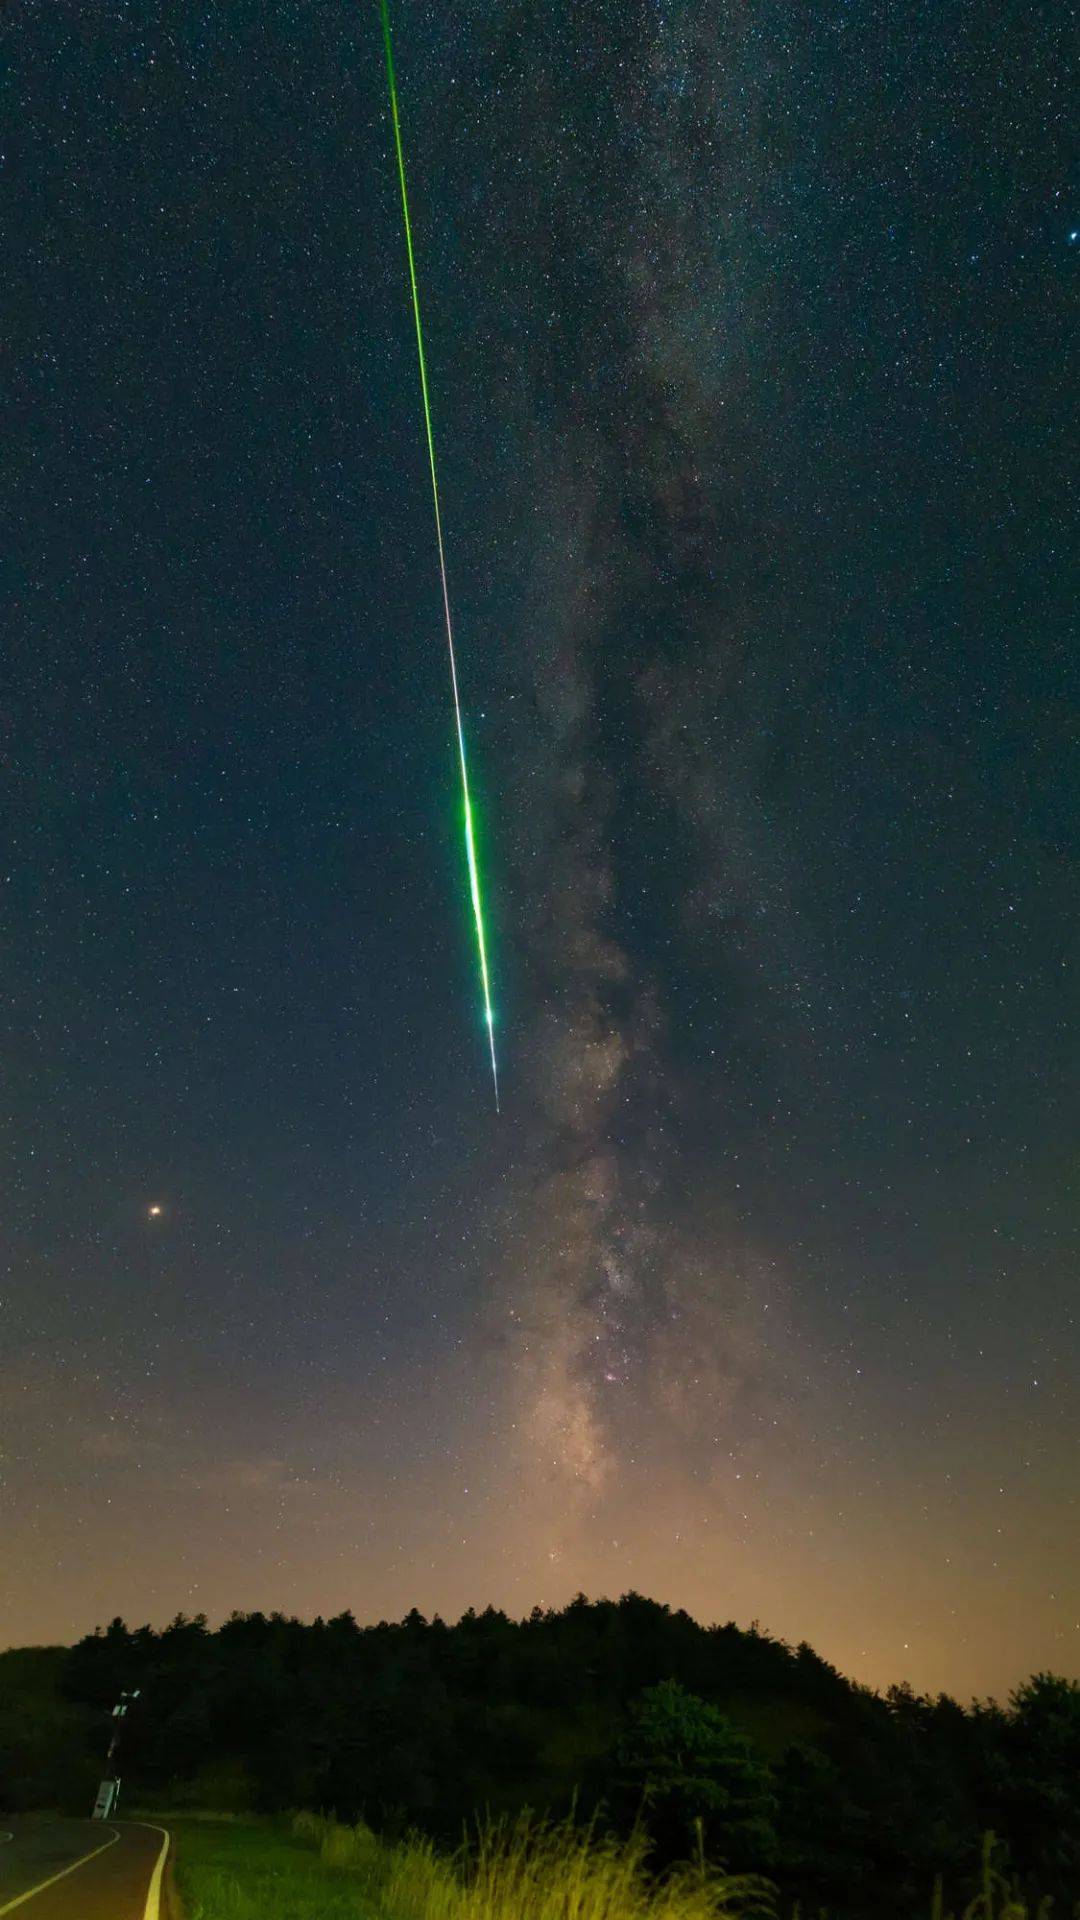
[377,0,500,1110]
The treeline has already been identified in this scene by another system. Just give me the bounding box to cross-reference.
[3,1595,1079,1916]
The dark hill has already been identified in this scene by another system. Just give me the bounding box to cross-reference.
[4,1594,1079,1918]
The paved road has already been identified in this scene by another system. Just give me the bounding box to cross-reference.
[0,1818,168,1919]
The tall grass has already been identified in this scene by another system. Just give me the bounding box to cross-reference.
[176,1814,1076,1920]
[291,1811,775,1920]
[928,1831,1074,1920]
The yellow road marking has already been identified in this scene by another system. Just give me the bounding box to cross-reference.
[0,1827,119,1915]
[132,1825,170,1920]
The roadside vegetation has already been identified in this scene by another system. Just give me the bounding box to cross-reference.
[177,1811,772,1920]
[173,1815,1070,1920]
[171,1815,369,1919]
[5,1596,1080,1916]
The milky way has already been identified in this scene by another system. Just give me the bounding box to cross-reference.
[4,0,1076,1697]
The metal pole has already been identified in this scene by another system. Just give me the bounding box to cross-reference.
[91,1688,140,1819]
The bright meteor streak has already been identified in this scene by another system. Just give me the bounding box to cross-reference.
[377,0,500,1110]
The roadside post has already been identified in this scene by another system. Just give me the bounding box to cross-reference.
[91,1687,140,1819]
[92,1778,119,1819]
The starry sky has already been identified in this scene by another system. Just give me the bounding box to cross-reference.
[3,0,1077,1699]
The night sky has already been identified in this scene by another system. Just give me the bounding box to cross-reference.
[4,0,1077,1699]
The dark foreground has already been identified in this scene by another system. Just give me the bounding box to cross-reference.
[8,1601,1080,1916]
[0,1817,167,1919]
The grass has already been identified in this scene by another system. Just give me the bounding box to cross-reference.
[172,1816,1073,1920]
[172,1812,773,1920]
[928,1832,1070,1920]
[171,1815,377,1919]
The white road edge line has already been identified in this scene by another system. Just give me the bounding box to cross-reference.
[0,1826,120,1915]
[133,1824,170,1920]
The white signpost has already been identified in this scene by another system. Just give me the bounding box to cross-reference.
[91,1686,139,1817]
[92,1778,118,1820]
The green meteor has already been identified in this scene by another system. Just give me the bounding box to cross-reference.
[377,0,500,1109]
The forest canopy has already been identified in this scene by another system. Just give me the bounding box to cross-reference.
[3,1595,1079,1917]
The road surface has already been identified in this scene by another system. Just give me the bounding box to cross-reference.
[0,1818,168,1920]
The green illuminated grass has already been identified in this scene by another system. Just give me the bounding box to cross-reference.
[170,1817,1065,1920]
[172,1813,771,1920]
[170,1817,375,1920]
